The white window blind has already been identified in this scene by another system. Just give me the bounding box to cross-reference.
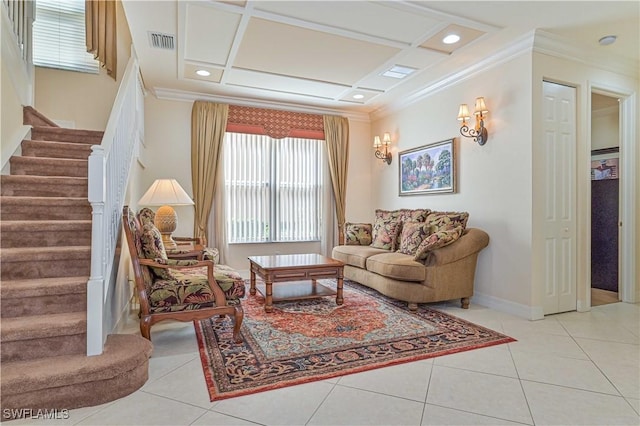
[33,0,98,73]
[224,133,323,243]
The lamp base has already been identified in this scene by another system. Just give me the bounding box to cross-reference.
[154,205,178,250]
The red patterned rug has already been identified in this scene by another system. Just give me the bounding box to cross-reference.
[195,280,515,401]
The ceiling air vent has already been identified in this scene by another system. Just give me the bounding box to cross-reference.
[148,31,175,50]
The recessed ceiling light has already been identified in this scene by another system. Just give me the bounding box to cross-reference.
[382,65,417,79]
[442,34,461,44]
[353,94,364,100]
[196,69,211,77]
[598,35,617,46]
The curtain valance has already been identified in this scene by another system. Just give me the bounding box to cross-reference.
[226,105,325,140]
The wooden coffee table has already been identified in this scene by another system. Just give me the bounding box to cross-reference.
[248,253,344,313]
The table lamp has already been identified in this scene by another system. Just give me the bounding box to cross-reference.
[138,179,194,250]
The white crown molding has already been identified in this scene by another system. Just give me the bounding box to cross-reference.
[370,30,536,121]
[152,87,371,122]
[533,29,638,79]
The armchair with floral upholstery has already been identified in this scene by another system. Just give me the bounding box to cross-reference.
[123,206,244,342]
[136,208,245,294]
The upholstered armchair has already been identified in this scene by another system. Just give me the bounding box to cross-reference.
[123,206,244,342]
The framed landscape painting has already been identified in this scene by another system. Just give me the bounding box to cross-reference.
[399,138,456,195]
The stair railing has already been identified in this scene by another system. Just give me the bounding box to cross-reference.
[2,0,33,65]
[87,52,144,356]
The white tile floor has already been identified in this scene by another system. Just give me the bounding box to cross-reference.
[13,300,640,426]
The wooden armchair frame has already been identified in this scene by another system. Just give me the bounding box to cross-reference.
[123,207,243,342]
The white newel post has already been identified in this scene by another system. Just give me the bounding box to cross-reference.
[87,146,106,356]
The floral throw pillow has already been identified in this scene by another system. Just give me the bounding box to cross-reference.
[397,221,436,255]
[345,222,373,246]
[370,217,401,251]
[426,211,469,232]
[140,223,175,280]
[414,226,464,262]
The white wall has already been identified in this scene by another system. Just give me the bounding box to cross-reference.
[371,53,535,312]
[33,2,132,130]
[591,106,619,150]
[142,96,374,271]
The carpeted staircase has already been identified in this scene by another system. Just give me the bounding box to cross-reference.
[0,109,152,418]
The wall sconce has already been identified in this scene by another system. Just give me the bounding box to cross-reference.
[457,97,489,146]
[374,132,392,165]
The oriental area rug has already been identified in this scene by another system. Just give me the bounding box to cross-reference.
[194,279,515,401]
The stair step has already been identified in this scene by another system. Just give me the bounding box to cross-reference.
[1,220,91,248]
[31,126,103,144]
[9,156,87,177]
[21,139,93,159]
[1,277,88,317]
[0,334,152,417]
[0,196,91,220]
[0,246,91,280]
[1,175,88,198]
[1,312,86,362]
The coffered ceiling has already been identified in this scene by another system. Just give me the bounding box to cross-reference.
[121,1,639,115]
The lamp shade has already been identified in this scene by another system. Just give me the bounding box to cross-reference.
[382,132,391,145]
[457,104,471,121]
[138,179,194,206]
[373,135,381,147]
[474,97,489,114]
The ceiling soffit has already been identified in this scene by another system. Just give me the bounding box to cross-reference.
[177,0,493,108]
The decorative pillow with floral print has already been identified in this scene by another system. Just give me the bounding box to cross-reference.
[137,208,155,227]
[140,223,175,280]
[375,209,431,248]
[426,211,469,232]
[397,221,436,256]
[371,216,401,250]
[414,226,464,262]
[344,222,373,245]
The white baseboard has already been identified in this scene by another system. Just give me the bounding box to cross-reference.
[472,291,544,320]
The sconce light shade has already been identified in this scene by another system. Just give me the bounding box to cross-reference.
[374,133,393,165]
[382,132,391,145]
[457,104,471,123]
[474,97,488,115]
[138,179,194,249]
[458,97,489,146]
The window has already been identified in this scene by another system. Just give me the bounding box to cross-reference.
[33,0,98,73]
[224,133,323,243]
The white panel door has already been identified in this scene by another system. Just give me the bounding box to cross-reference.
[542,81,577,315]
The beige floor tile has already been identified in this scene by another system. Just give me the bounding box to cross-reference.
[508,332,589,360]
[308,385,425,426]
[213,381,335,425]
[142,358,217,409]
[626,398,640,415]
[575,337,640,367]
[501,316,569,337]
[522,380,640,425]
[76,391,206,425]
[144,352,199,386]
[421,404,523,425]
[433,345,517,378]
[511,350,619,395]
[558,318,639,344]
[191,411,260,425]
[594,360,640,399]
[336,359,432,402]
[426,366,532,424]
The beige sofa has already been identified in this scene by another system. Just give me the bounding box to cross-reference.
[331,209,489,310]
